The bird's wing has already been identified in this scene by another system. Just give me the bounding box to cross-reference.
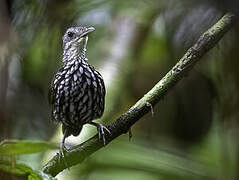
[48,68,63,105]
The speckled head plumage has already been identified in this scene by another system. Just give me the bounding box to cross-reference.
[62,26,95,63]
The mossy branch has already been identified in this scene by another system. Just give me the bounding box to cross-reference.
[43,12,239,177]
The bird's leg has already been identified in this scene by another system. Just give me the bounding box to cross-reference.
[59,129,69,169]
[60,131,68,157]
[89,122,111,146]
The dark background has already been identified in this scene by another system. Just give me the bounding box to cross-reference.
[0,0,239,179]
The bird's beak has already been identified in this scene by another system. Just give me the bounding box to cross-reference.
[81,27,95,37]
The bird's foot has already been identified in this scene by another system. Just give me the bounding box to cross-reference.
[146,102,154,117]
[90,122,111,146]
[59,143,70,170]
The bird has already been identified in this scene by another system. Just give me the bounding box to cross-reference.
[49,26,110,154]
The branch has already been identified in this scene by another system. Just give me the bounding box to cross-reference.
[43,12,239,177]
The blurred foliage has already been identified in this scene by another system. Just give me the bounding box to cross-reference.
[0,0,239,179]
[0,160,55,180]
[0,140,57,156]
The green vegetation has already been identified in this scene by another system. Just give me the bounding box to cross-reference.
[0,0,239,179]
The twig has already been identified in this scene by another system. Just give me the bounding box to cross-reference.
[42,12,239,177]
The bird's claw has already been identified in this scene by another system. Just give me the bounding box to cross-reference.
[90,122,111,146]
[59,145,67,158]
[146,102,154,117]
[59,142,70,170]
[96,124,111,146]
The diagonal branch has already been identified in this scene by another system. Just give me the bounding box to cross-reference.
[43,12,239,177]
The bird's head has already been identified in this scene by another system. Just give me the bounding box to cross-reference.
[62,26,95,62]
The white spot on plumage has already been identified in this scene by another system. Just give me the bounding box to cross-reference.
[78,101,83,110]
[77,71,81,77]
[86,78,91,85]
[80,106,87,114]
[73,74,78,81]
[93,81,97,88]
[78,91,83,98]
[65,71,70,77]
[82,82,87,90]
[59,85,63,90]
[70,104,74,112]
[70,66,75,74]
[63,105,67,112]
[74,63,79,71]
[85,71,91,78]
[91,73,96,80]
[53,79,58,84]
[83,95,88,103]
[79,66,83,74]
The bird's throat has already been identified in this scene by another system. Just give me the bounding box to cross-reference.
[63,36,88,63]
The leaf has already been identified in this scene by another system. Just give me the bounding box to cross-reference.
[0,160,56,180]
[0,140,58,156]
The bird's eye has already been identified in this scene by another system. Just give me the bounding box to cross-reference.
[67,31,74,37]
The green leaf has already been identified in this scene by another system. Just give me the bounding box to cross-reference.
[0,160,56,180]
[0,140,58,156]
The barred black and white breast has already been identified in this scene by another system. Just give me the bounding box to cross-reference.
[51,58,105,136]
